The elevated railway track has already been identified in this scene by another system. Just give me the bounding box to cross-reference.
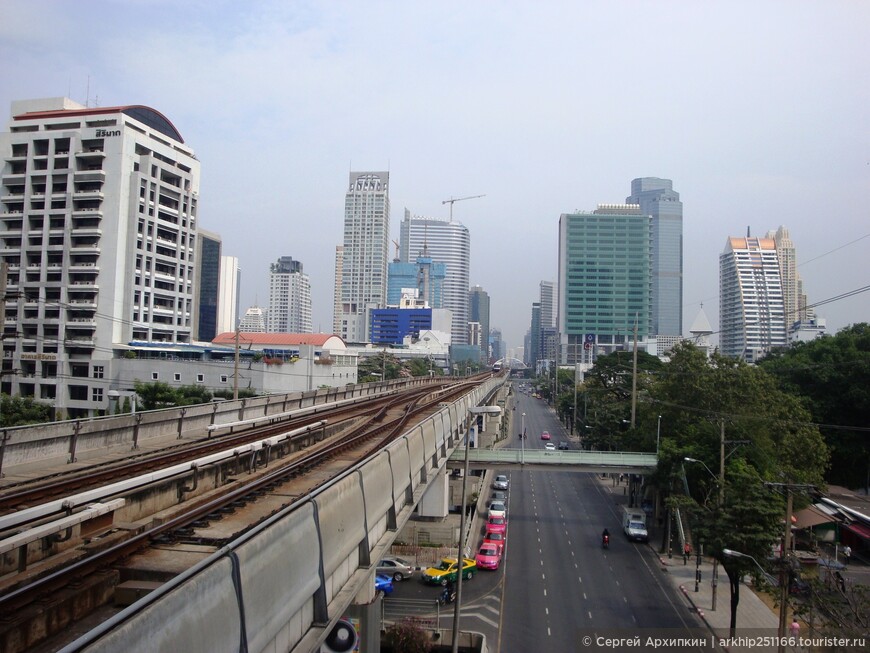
[0,375,492,653]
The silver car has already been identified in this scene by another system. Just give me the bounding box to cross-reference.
[377,556,415,581]
[492,474,509,490]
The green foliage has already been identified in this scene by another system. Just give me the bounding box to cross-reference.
[133,380,180,410]
[405,357,441,378]
[213,388,257,400]
[0,394,54,427]
[358,351,403,382]
[176,384,214,406]
[759,323,870,489]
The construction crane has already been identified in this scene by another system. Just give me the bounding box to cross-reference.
[442,194,485,221]
[391,239,401,262]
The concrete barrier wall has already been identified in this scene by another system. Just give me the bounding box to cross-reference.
[82,556,242,653]
[237,503,321,653]
[67,375,505,653]
[0,378,431,470]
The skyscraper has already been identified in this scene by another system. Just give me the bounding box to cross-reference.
[468,285,490,361]
[332,245,343,335]
[0,97,200,417]
[626,178,683,336]
[217,255,240,334]
[558,204,652,362]
[195,229,221,342]
[719,236,787,362]
[339,172,390,342]
[268,256,311,333]
[399,209,470,345]
[539,280,556,329]
[765,226,809,328]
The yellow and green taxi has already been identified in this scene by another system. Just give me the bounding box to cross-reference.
[422,557,476,585]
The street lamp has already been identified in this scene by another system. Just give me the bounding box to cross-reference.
[521,412,526,464]
[656,415,662,455]
[453,405,501,653]
[722,548,778,586]
[684,456,724,611]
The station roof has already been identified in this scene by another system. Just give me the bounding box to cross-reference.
[211,333,347,349]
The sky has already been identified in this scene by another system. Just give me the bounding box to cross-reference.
[2,0,868,352]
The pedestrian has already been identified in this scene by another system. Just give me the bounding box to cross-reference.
[789,618,800,638]
[843,545,851,565]
[683,543,691,565]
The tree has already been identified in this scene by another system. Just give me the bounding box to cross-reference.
[0,394,54,427]
[358,351,402,383]
[759,323,870,490]
[133,380,180,410]
[383,617,433,653]
[652,342,828,635]
[690,461,784,636]
[176,384,213,406]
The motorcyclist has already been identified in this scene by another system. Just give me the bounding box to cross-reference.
[602,528,610,546]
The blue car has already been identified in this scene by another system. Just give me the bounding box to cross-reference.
[375,573,394,595]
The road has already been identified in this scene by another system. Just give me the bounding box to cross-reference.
[388,390,706,652]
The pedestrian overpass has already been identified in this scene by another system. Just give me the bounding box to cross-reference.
[448,447,658,474]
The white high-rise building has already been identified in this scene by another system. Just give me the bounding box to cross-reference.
[719,236,787,363]
[267,256,311,333]
[339,172,389,342]
[217,255,240,333]
[399,209,471,345]
[238,306,267,332]
[0,97,200,417]
[765,226,810,328]
[539,280,556,329]
[332,245,343,335]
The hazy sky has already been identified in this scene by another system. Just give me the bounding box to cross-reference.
[2,0,868,351]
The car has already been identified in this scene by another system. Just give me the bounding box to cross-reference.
[544,442,556,451]
[377,556,415,581]
[558,441,569,450]
[375,573,394,595]
[483,530,506,549]
[486,515,507,535]
[488,501,507,519]
[541,431,551,440]
[475,543,502,570]
[422,557,477,585]
[492,474,509,490]
[489,490,507,504]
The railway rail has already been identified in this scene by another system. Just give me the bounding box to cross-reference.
[0,376,488,653]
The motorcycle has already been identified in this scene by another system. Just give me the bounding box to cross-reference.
[602,534,610,549]
[438,587,457,605]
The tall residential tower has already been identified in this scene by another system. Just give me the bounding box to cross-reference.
[268,256,311,333]
[338,172,389,342]
[719,236,787,362]
[0,97,201,417]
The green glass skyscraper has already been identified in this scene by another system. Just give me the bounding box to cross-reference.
[558,204,652,362]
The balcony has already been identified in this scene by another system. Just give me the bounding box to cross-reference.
[67,298,97,309]
[68,262,99,273]
[71,226,102,238]
[1,173,26,185]
[74,169,105,183]
[64,336,95,349]
[67,281,99,291]
[73,189,104,201]
[75,148,105,160]
[69,242,101,254]
[71,207,103,217]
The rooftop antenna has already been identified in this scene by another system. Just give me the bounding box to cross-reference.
[442,194,485,221]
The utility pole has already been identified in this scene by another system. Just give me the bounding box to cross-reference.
[442,194,485,221]
[233,327,240,400]
[630,313,638,428]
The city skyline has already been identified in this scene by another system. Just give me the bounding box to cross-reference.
[1,2,868,349]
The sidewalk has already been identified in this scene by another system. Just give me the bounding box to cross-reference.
[598,475,792,653]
